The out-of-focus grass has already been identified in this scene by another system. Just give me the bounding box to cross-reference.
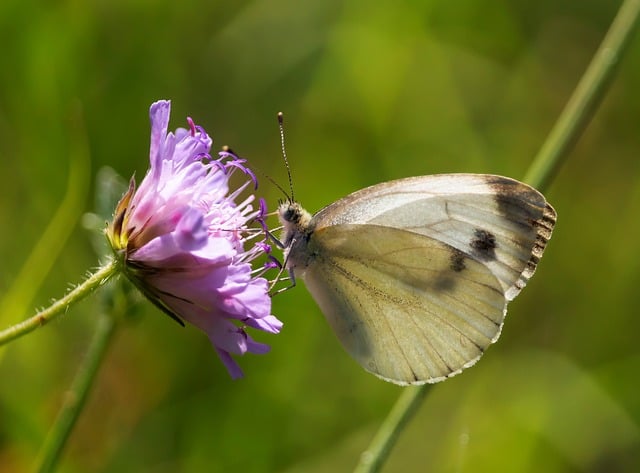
[1,1,639,472]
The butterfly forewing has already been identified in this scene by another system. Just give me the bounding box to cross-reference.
[312,174,556,301]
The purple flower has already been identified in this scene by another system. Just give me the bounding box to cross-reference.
[106,100,282,378]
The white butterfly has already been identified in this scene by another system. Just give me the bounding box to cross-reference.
[277,174,556,386]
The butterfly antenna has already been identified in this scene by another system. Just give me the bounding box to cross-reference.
[278,112,295,202]
[258,165,290,201]
[221,144,290,200]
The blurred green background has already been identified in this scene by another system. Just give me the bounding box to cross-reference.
[1,0,639,471]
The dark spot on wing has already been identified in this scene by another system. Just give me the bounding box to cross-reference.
[485,175,545,231]
[434,275,455,292]
[449,249,466,272]
[470,229,497,261]
[433,250,467,292]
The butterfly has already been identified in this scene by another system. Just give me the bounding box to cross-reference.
[277,173,556,385]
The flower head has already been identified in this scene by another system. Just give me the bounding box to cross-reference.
[107,100,281,378]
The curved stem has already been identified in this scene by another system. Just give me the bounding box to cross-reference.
[354,386,429,473]
[0,105,91,363]
[0,260,119,346]
[354,1,640,472]
[33,310,117,473]
[523,0,640,191]
[0,105,91,329]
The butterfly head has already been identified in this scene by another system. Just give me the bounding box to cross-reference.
[277,201,313,245]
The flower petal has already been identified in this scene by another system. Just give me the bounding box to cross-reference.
[215,348,245,379]
[149,101,171,175]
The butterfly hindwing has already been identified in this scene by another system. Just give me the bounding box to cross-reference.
[303,224,507,385]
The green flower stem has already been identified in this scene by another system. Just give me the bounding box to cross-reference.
[354,386,429,473]
[33,310,116,473]
[354,1,640,472]
[523,0,640,191]
[0,106,91,365]
[0,260,119,347]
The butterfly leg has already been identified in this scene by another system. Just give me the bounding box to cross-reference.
[269,267,298,296]
[263,227,286,249]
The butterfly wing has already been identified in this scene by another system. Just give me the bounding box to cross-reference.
[290,174,555,385]
[302,224,507,384]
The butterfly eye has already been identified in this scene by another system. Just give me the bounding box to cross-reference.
[282,205,300,224]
